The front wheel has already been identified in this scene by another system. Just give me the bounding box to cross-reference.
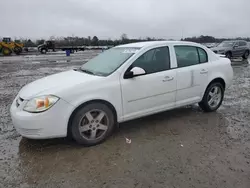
[41,48,47,54]
[199,82,224,112]
[70,103,115,146]
[242,50,249,59]
[225,52,232,59]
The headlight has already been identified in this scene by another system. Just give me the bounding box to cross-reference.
[23,95,59,113]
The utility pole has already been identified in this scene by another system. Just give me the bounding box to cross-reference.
[181,28,184,40]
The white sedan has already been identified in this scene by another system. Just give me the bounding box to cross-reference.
[10,41,233,146]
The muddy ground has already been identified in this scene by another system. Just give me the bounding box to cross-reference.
[0,52,250,188]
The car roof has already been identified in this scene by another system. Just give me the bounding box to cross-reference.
[115,41,201,48]
[222,40,246,42]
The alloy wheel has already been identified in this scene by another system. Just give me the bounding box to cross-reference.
[207,86,222,109]
[78,110,109,140]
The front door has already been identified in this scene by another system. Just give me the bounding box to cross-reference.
[120,46,177,121]
[174,45,209,106]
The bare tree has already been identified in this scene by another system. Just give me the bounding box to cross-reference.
[121,33,128,41]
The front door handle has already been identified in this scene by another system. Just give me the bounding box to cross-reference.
[200,69,208,74]
[162,76,174,82]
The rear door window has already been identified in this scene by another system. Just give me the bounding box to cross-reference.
[174,46,208,68]
[174,46,199,68]
[239,41,247,46]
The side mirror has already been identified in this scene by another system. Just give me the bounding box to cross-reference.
[234,44,239,48]
[124,67,146,79]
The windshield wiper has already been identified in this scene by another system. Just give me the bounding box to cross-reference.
[76,68,105,77]
[78,68,95,75]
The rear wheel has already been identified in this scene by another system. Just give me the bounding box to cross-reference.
[2,47,12,56]
[70,103,115,146]
[24,47,29,52]
[242,50,249,59]
[199,82,224,112]
[225,51,232,59]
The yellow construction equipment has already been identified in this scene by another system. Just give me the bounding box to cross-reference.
[0,37,24,56]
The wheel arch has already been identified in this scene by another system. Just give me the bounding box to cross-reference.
[208,77,226,89]
[225,50,232,55]
[199,77,225,112]
[67,99,118,136]
[201,77,226,100]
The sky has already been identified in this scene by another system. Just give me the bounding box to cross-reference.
[1,0,250,40]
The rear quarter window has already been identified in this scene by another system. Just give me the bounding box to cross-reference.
[197,48,208,63]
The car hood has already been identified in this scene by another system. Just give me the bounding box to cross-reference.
[19,69,101,99]
[37,44,45,48]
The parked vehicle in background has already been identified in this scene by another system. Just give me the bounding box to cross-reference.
[37,40,85,54]
[83,46,112,50]
[203,43,218,48]
[211,40,249,59]
[10,41,233,146]
[0,37,23,56]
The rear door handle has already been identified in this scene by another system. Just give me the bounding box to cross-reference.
[200,69,208,74]
[162,76,174,82]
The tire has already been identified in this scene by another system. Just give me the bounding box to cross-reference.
[41,48,47,54]
[225,52,232,59]
[14,47,22,55]
[2,47,12,56]
[199,82,224,112]
[242,50,249,59]
[70,103,115,146]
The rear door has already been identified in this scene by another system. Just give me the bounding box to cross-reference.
[238,41,248,56]
[174,45,209,106]
[232,41,241,57]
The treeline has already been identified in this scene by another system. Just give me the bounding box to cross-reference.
[11,34,165,47]
[6,34,250,47]
[182,35,250,43]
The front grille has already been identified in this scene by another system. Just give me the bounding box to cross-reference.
[16,97,24,107]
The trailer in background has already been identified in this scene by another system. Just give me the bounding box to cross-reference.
[37,40,85,54]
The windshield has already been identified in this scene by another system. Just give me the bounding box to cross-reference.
[80,47,139,76]
[218,41,235,47]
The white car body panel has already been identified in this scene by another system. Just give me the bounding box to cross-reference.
[19,70,103,100]
[10,41,234,139]
[121,69,177,121]
[10,95,74,138]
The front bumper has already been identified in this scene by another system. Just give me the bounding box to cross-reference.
[10,96,75,139]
